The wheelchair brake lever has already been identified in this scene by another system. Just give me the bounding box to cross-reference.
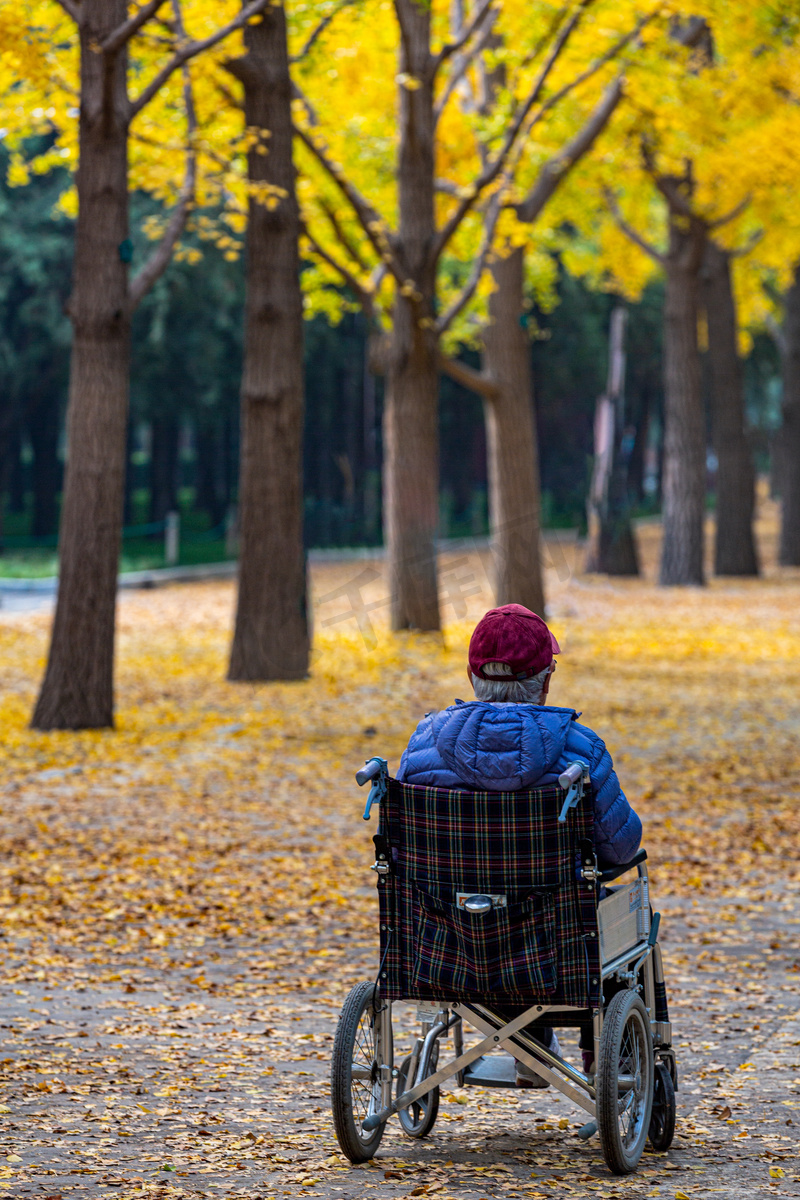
[360,757,388,820]
[557,759,590,823]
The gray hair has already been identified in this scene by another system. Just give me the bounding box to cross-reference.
[471,661,551,704]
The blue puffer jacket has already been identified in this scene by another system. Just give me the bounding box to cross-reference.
[396,701,641,867]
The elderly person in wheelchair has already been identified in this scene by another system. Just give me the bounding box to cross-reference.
[397,603,642,1086]
[332,604,676,1177]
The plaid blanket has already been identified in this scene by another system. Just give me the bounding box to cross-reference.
[376,780,601,1009]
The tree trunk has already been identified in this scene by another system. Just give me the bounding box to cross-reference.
[585,305,639,576]
[227,1,309,681]
[779,264,800,566]
[702,240,758,575]
[32,0,131,730]
[29,389,61,538]
[149,415,180,523]
[384,0,440,631]
[480,248,545,614]
[659,211,707,586]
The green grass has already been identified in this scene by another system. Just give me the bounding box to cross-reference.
[0,538,234,579]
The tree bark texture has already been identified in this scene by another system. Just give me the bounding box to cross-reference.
[227,2,309,680]
[32,0,131,729]
[702,240,758,576]
[480,248,545,614]
[384,0,441,631]
[659,210,707,586]
[779,264,800,566]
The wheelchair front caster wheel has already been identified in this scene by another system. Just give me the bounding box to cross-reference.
[396,1054,440,1138]
[596,991,654,1175]
[649,1060,676,1151]
[330,982,386,1162]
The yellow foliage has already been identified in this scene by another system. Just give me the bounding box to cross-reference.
[294,0,660,341]
[3,0,799,343]
[568,0,800,329]
[1,505,800,984]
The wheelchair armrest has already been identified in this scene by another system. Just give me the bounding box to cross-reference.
[597,848,647,883]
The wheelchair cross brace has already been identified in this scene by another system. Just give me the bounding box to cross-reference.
[362,1001,594,1132]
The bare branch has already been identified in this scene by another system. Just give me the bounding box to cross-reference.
[434,5,655,260]
[432,0,593,259]
[212,76,244,113]
[129,0,270,119]
[603,187,665,265]
[764,312,786,357]
[293,109,402,282]
[436,193,502,335]
[652,175,695,220]
[642,145,698,219]
[301,223,376,322]
[438,351,498,399]
[513,2,571,78]
[319,198,372,274]
[128,2,197,310]
[729,229,763,258]
[290,79,321,126]
[54,0,81,21]
[101,0,167,55]
[515,74,623,224]
[672,15,712,52]
[434,0,494,71]
[710,194,751,230]
[291,0,353,63]
[434,23,495,125]
[53,0,80,20]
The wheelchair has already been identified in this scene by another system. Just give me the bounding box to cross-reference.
[330,757,677,1175]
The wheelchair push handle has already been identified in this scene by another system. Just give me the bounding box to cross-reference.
[356,758,384,787]
[558,761,584,790]
[356,757,389,820]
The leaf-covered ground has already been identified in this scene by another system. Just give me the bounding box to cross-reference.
[0,515,799,1198]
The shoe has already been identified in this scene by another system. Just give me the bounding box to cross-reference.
[581,1051,595,1077]
[515,1034,561,1088]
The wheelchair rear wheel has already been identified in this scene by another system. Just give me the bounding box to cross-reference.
[596,990,654,1174]
[396,1051,440,1138]
[649,1060,676,1151]
[331,982,386,1162]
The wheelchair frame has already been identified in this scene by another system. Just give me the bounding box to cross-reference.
[332,758,677,1175]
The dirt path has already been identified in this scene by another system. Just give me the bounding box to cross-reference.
[2,569,800,1198]
[1,882,799,1199]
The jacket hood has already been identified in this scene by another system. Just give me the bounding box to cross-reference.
[433,700,578,791]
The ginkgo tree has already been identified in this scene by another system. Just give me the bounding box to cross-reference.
[441,61,628,613]
[294,0,654,632]
[565,2,800,585]
[222,3,312,684]
[0,0,276,729]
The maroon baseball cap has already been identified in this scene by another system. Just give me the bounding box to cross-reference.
[468,604,560,681]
